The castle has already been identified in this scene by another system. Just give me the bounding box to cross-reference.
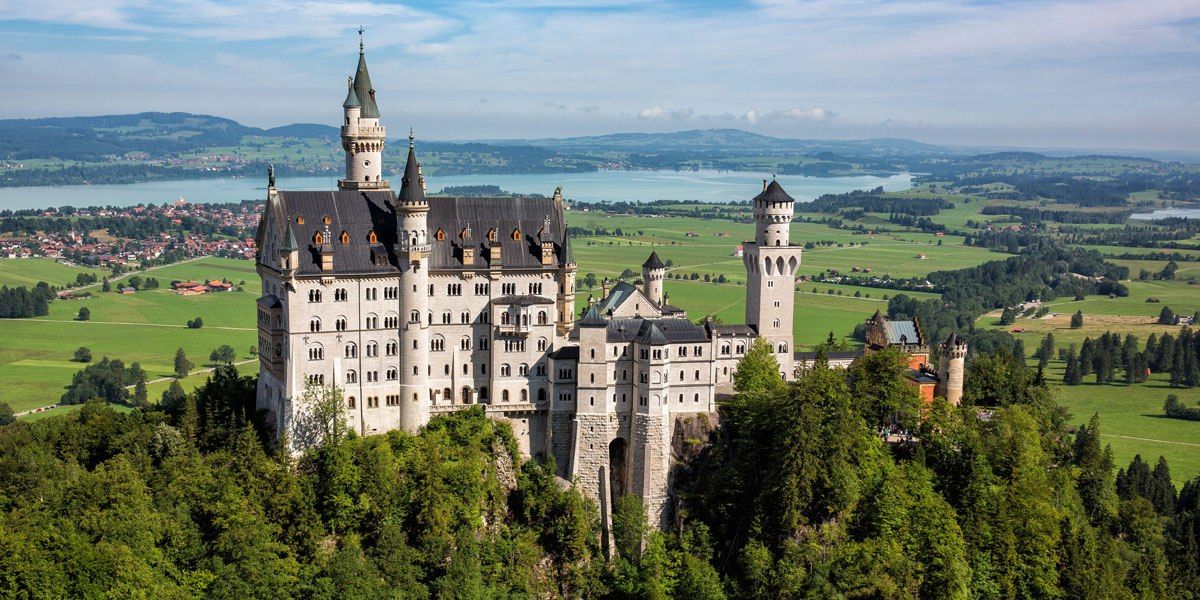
[254,44,959,531]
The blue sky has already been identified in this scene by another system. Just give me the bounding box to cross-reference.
[1,0,1198,150]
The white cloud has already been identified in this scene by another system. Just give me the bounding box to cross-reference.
[638,106,694,120]
[740,107,834,125]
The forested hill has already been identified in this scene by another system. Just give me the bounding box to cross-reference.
[0,113,337,161]
[489,129,951,157]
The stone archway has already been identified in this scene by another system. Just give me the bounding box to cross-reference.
[608,437,629,508]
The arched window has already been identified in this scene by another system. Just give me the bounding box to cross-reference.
[296,216,305,225]
[335,316,347,331]
[386,341,397,356]
[501,364,511,377]
[519,363,528,376]
[520,389,528,402]
[386,368,397,380]
[346,370,357,384]
[309,317,321,332]
[487,228,496,242]
[313,231,324,245]
[461,336,472,350]
[461,311,471,324]
[347,396,356,408]
[435,228,445,241]
[307,345,323,361]
[479,386,489,400]
[537,311,548,325]
[431,336,445,351]
[345,343,357,358]
[368,230,378,244]
[340,231,350,244]
[537,388,546,402]
[479,337,489,350]
[778,342,788,353]
[366,341,378,357]
[502,389,510,402]
[462,386,473,403]
[501,312,511,325]
[309,289,322,303]
[410,310,420,323]
[511,228,522,241]
[442,310,452,324]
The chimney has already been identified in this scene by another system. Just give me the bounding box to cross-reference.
[461,243,474,267]
[762,179,768,191]
[489,241,502,268]
[601,277,612,297]
[541,240,554,266]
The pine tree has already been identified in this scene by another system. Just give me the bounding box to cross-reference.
[1080,338,1095,376]
[1000,306,1017,326]
[101,277,110,292]
[1034,333,1055,369]
[1071,310,1085,329]
[1075,414,1117,523]
[1145,334,1159,370]
[1158,306,1176,325]
[173,347,193,379]
[133,376,148,407]
[1157,333,1175,373]
[1149,457,1176,516]
[1064,345,1082,385]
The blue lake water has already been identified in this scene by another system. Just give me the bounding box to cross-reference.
[0,169,912,210]
[1130,207,1200,221]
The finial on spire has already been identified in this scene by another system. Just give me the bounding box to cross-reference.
[409,127,414,148]
[268,164,275,188]
[358,26,364,53]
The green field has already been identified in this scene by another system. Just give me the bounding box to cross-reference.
[0,257,109,288]
[0,258,259,413]
[977,306,1200,485]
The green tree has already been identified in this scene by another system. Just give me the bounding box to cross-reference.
[1158,306,1177,325]
[612,493,647,563]
[173,347,193,379]
[0,401,13,425]
[132,375,148,407]
[1000,306,1017,325]
[77,306,90,321]
[1063,344,1082,385]
[160,380,188,418]
[732,337,786,400]
[209,344,237,365]
[73,346,92,362]
[1071,310,1084,329]
[101,276,111,292]
[1074,414,1117,523]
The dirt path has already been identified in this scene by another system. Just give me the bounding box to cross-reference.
[1102,433,1200,448]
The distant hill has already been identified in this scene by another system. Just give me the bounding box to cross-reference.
[0,112,336,162]
[488,128,954,157]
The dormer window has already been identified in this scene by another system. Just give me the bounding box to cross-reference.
[435,228,445,241]
[323,215,332,225]
[296,216,305,225]
[511,228,522,241]
[314,232,324,244]
[487,228,496,242]
[368,230,378,244]
[460,228,469,239]
[340,231,350,244]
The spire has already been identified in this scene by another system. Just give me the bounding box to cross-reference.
[281,222,298,251]
[342,76,360,108]
[753,179,795,203]
[267,164,275,189]
[399,137,426,206]
[351,35,379,118]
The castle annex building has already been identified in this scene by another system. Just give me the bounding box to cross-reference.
[254,46,960,529]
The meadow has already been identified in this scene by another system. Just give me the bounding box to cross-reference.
[0,258,259,413]
[0,257,109,288]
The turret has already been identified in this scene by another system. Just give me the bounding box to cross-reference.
[279,222,299,274]
[641,251,665,305]
[396,134,430,432]
[338,40,388,191]
[753,179,795,247]
[936,332,968,405]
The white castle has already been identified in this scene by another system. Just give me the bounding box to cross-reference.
[254,45,804,528]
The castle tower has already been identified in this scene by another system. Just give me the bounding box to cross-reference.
[338,39,389,191]
[570,306,618,550]
[641,251,665,305]
[743,179,803,378]
[936,332,967,405]
[631,323,673,529]
[396,135,431,431]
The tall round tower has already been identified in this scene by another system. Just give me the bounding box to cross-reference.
[338,39,389,191]
[396,134,431,431]
[743,178,802,378]
[937,332,968,405]
[641,251,665,305]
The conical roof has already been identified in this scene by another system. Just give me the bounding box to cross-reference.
[352,51,380,118]
[642,250,665,270]
[752,179,795,203]
[342,77,360,108]
[398,141,426,206]
[944,331,960,347]
[281,223,299,251]
[640,321,669,345]
[580,305,606,327]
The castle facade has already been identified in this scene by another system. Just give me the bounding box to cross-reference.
[254,46,952,530]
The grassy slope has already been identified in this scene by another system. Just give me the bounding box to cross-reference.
[977,308,1200,485]
[0,257,109,288]
[2,258,258,413]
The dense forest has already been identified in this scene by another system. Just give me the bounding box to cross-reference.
[2,342,1199,598]
[0,282,54,318]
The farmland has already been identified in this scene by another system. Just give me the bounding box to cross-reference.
[0,257,109,288]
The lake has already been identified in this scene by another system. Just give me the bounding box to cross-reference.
[1130,207,1200,221]
[0,169,912,210]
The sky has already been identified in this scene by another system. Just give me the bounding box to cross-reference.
[0,0,1198,150]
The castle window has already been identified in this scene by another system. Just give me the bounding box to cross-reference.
[296,216,305,225]
[487,228,496,242]
[340,231,350,245]
[461,336,472,351]
[695,369,701,380]
[461,311,470,324]
[313,231,324,245]
[335,317,347,331]
[435,228,445,241]
[479,337,489,350]
[537,338,547,352]
[347,396,356,408]
[538,311,548,325]
[386,341,397,356]
[778,342,788,353]
[502,390,510,402]
[345,343,357,358]
[442,310,451,324]
[386,368,397,380]
[346,370,357,384]
[323,215,332,225]
[309,289,321,303]
[366,342,378,357]
[308,346,323,361]
[772,319,780,329]
[431,336,445,352]
[309,317,321,332]
[368,230,378,243]
[501,364,511,377]
[519,364,528,376]
[511,228,521,241]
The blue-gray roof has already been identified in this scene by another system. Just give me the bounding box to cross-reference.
[886,320,920,345]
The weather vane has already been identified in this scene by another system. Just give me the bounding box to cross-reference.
[358,26,364,53]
